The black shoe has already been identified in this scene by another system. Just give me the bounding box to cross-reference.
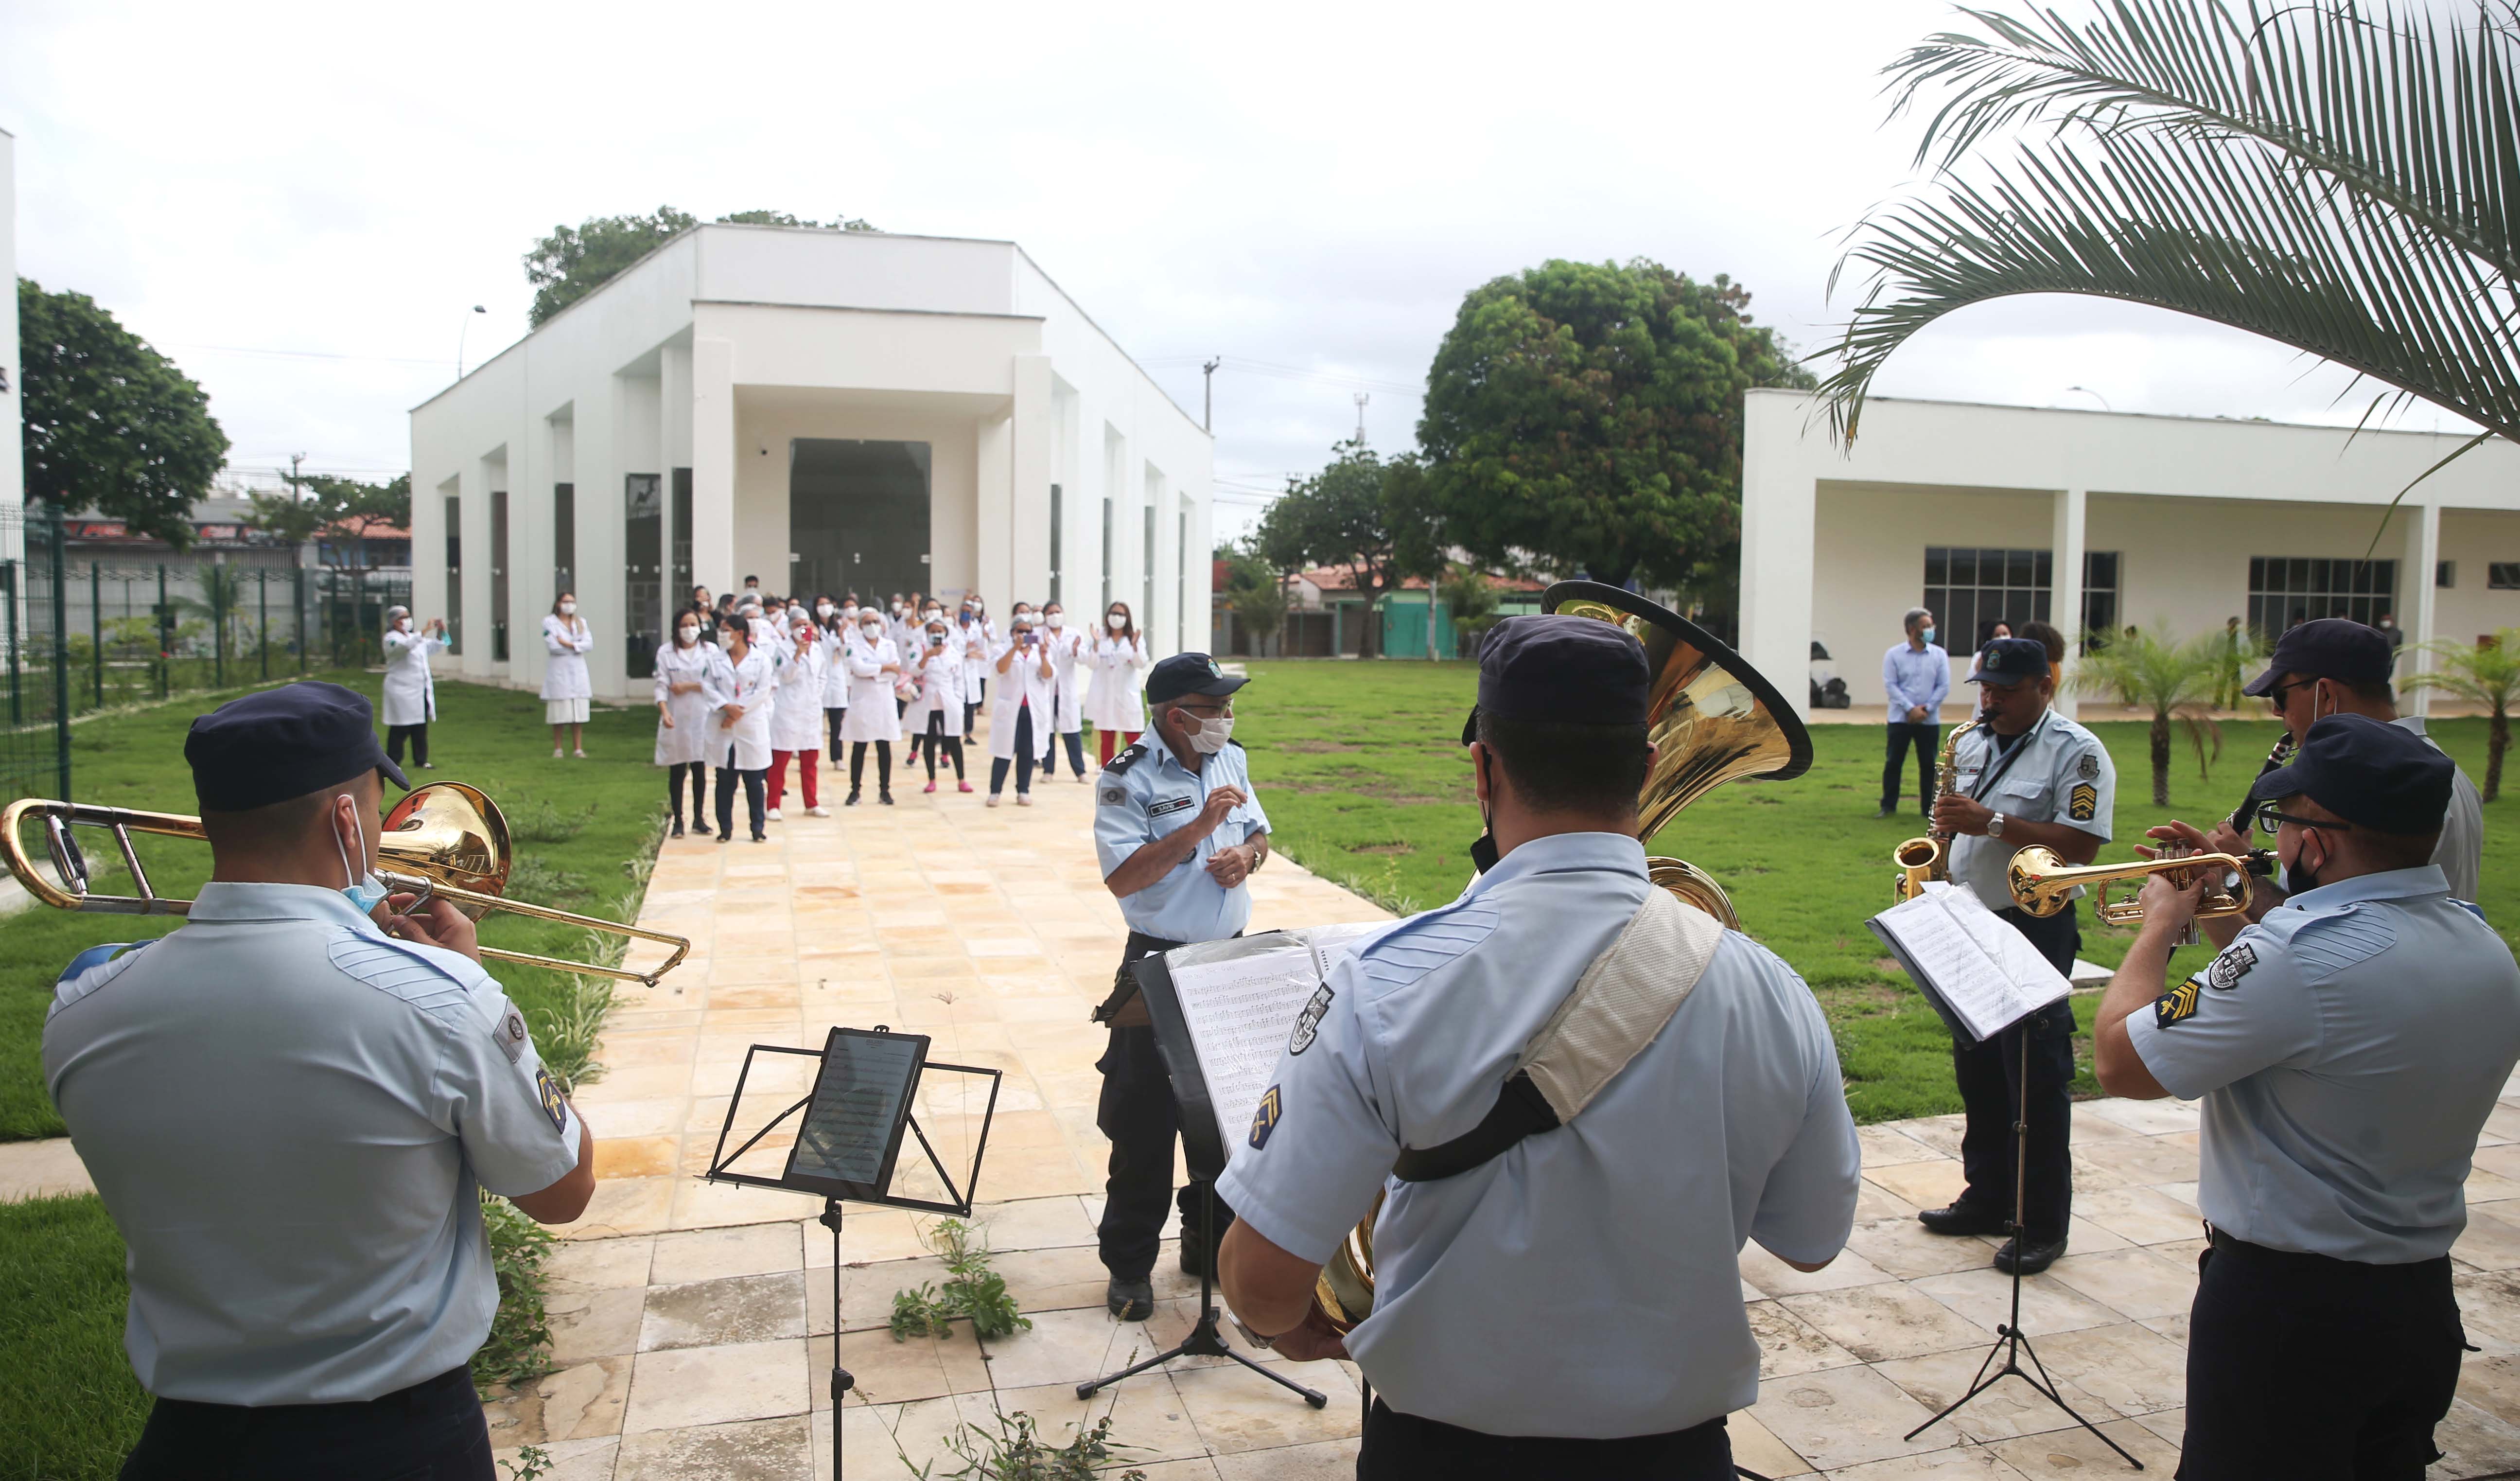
[752,833,767,844]
[692,820,712,836]
[1995,1234,2067,1275]
[1178,1241,1219,1280]
[716,832,732,845]
[1106,1277,1155,1322]
[844,790,862,807]
[879,790,895,805]
[670,819,685,838]
[1918,1202,2009,1237]
[1873,806,1897,819]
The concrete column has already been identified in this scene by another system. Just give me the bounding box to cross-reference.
[2051,487,2087,721]
[576,384,622,699]
[459,463,492,680]
[691,337,736,597]
[661,343,691,601]
[1738,395,1817,720]
[976,409,1013,604]
[1009,355,1054,604]
[511,409,552,696]
[2406,500,2443,717]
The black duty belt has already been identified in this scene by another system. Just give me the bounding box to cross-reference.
[1094,931,1192,1024]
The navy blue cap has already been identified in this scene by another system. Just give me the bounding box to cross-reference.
[1459,614,1651,743]
[1146,652,1248,705]
[1966,636,2051,687]
[2254,713,2450,834]
[185,682,408,813]
[2243,617,2394,696]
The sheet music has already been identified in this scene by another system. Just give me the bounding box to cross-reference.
[1870,883,2071,1040]
[1167,940,1322,1166]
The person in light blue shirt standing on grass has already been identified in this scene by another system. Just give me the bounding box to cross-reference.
[1879,604,1951,819]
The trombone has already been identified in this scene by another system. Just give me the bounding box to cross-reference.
[2007,844,2261,926]
[2,782,691,987]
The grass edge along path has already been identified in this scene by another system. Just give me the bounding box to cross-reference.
[0,672,667,1480]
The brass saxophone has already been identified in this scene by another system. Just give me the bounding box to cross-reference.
[1892,717,1978,901]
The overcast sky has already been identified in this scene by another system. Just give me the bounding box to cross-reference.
[4,0,2467,538]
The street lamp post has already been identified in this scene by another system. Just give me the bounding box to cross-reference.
[455,305,488,379]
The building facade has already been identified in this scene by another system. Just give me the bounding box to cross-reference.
[409,225,1213,697]
[3,124,22,569]
[1740,390,2520,719]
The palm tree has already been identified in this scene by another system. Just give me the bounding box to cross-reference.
[2073,625,2232,805]
[2406,630,2520,800]
[1821,0,2520,463]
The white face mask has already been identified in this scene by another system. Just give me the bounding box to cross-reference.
[332,800,388,914]
[559,600,577,616]
[925,608,943,622]
[971,600,985,615]
[861,623,883,641]
[1013,611,1033,627]
[841,605,858,620]
[677,625,699,645]
[891,602,904,615]
[816,602,833,617]
[1046,612,1065,629]
[1107,613,1126,631]
[928,628,947,645]
[1183,712,1234,755]
[394,617,412,632]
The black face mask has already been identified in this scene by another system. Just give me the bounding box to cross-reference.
[1469,745,1500,875]
[2286,832,2327,894]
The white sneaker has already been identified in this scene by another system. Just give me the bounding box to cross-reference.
[1078,773,1091,784]
[573,748,587,759]
[985,794,1001,808]
[552,747,564,759]
[806,805,831,817]
[766,808,783,821]
[1016,793,1033,807]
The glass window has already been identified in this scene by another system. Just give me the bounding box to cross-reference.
[444,496,462,655]
[2439,561,2457,588]
[553,483,575,597]
[489,490,509,664]
[2489,564,2520,590]
[1049,484,1063,606]
[2247,555,2395,635]
[625,474,663,680]
[1922,547,2118,651]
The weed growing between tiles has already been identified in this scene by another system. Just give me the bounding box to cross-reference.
[889,1217,1034,1340]
[888,1405,1150,1481]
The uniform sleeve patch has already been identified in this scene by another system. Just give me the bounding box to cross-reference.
[536,1068,568,1133]
[2068,783,2099,821]
[1100,786,1128,806]
[1289,985,1333,1055]
[496,1007,531,1064]
[2078,752,2100,781]
[2205,943,2257,991]
[1248,1085,1282,1149]
[2154,979,2201,1027]
[1148,796,1195,818]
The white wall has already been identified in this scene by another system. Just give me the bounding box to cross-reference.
[2,127,23,567]
[2435,510,2520,647]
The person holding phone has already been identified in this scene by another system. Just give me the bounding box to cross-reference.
[907,617,969,793]
[986,615,1058,806]
[1038,601,1092,781]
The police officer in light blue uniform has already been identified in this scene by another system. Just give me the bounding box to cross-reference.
[2100,713,2520,1481]
[42,683,595,1481]
[1214,617,1859,1481]
[1092,652,1272,1320]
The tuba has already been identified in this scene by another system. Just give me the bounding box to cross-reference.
[1308,582,1813,1334]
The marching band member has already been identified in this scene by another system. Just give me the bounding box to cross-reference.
[703,612,774,843]
[985,613,1058,807]
[653,612,715,838]
[1090,601,1150,765]
[841,608,902,806]
[541,594,594,759]
[45,683,591,1479]
[1918,635,2116,1275]
[767,613,828,819]
[907,614,969,794]
[379,606,447,771]
[1216,617,1857,1481]
[2103,715,2520,1478]
[1039,600,1092,781]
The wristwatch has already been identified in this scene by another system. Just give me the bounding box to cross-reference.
[1988,811,2008,840]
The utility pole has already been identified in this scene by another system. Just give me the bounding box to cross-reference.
[1353,392,1369,445]
[1202,357,1220,433]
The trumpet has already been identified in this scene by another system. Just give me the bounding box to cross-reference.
[2007,845,2258,925]
[2,783,691,987]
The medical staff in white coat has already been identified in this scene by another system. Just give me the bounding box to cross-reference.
[840,610,903,806]
[986,615,1059,807]
[768,614,829,819]
[703,613,774,843]
[906,617,969,794]
[653,615,715,839]
[379,606,448,772]
[1090,601,1150,766]
[820,606,858,767]
[1038,601,1091,781]
[958,596,997,743]
[542,596,594,758]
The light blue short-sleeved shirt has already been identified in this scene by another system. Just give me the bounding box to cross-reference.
[1215,832,1860,1438]
[2127,866,2520,1263]
[1946,706,2116,914]
[42,883,582,1404]
[1094,739,1271,942]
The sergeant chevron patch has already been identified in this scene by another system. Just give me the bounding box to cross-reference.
[2155,979,2202,1028]
[1249,1085,1283,1149]
[2069,783,2099,822]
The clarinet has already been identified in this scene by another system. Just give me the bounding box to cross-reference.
[2227,734,2295,877]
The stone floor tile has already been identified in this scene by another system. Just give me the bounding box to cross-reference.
[1173,1362,1361,1453]
[801,1205,934,1265]
[2138,1311,2191,1348]
[1742,1242,1900,1296]
[2076,1098,2202,1137]
[1820,1449,2032,1479]
[820,1325,993,1407]
[485,1355,634,1447]
[2040,1246,2196,1322]
[2133,1406,2184,1447]
[2070,1186,2208,1246]
[491,1437,619,1481]
[650,1221,805,1284]
[624,1338,810,1432]
[1210,1438,1361,1480]
[2457,1207,2520,1274]
[833,1395,964,1478]
[2458,1352,2520,1428]
[2028,1321,2191,1417]
[992,1241,1130,1315]
[1911,1268,2127,1338]
[1858,1125,1947,1169]
[1858,1179,1926,1223]
[595,1135,682,1180]
[978,1304,1169,1390]
[2066,1103,2146,1141]
[1750,1363,1948,1473]
[1784,1282,1995,1364]
[616,1413,812,1480]
[1849,1217,2016,1282]
[580,1097,691,1139]
[1124,1461,1225,1480]
[980,1375,1211,1462]
[2071,1135,2201,1187]
[2432,1397,2520,1479]
[1897,1115,1969,1160]
[1726,1408,1817,1477]
[642,1271,808,1351]
[1748,1299,1863,1378]
[672,1176,827,1231]
[1865,1160,1971,1212]
[1986,1416,2181,1475]
[548,1233,657,1291]
[550,1286,648,1365]
[1877,1346,2122,1445]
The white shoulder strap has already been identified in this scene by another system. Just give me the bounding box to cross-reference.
[1518,889,1726,1123]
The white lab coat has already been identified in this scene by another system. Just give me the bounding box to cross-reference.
[840,634,903,744]
[905,640,962,730]
[958,617,998,703]
[819,628,855,710]
[541,615,594,700]
[380,627,445,726]
[770,640,827,752]
[1087,633,1149,731]
[652,639,716,767]
[987,637,1059,761]
[702,643,776,771]
[1041,626,1089,734]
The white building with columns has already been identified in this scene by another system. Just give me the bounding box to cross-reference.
[409,224,1213,698]
[1740,389,2520,720]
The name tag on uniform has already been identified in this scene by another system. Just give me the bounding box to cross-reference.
[1149,796,1195,818]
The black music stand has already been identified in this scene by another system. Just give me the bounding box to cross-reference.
[705,1026,1003,1481]
[1074,949,1329,1410]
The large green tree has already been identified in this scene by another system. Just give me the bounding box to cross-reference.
[1255,441,1435,659]
[1418,259,1813,592]
[246,472,410,568]
[18,278,229,548]
[525,207,879,326]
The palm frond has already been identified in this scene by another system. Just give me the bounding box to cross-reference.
[2406,628,2520,705]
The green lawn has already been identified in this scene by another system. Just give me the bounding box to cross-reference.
[1230,659,2520,1122]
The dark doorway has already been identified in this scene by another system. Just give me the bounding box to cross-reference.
[791,440,931,603]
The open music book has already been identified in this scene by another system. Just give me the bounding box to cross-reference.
[1869,883,2073,1043]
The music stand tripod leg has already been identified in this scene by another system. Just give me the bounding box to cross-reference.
[822,1199,855,1480]
[1075,1183,1328,1409]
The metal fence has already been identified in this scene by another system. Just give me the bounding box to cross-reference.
[0,502,415,803]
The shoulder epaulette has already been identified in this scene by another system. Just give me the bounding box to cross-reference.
[1105,741,1149,775]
